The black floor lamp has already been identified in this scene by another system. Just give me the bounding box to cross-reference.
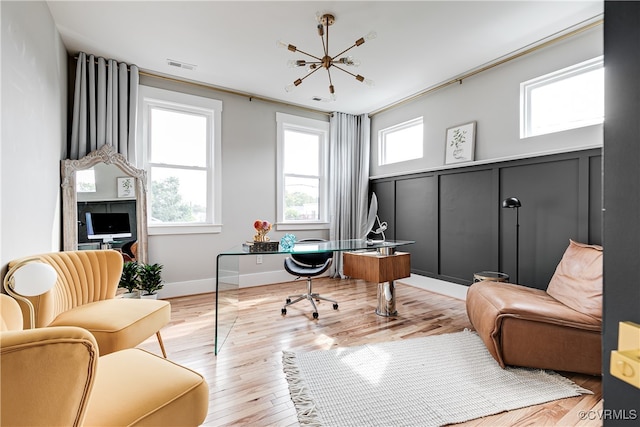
[502,197,522,283]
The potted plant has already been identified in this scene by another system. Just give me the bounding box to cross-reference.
[119,261,140,298]
[138,263,164,299]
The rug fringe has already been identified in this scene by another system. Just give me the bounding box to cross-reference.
[282,351,324,426]
[543,369,594,395]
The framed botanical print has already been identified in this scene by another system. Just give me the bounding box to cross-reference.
[117,177,135,198]
[445,121,476,165]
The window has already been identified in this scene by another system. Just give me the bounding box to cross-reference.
[521,56,604,138]
[378,117,423,165]
[276,113,329,230]
[76,168,96,192]
[138,86,222,234]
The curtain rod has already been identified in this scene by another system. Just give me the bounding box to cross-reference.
[368,17,603,117]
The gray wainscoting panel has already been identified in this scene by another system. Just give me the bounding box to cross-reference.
[588,155,602,245]
[440,169,495,283]
[500,159,580,289]
[371,148,601,288]
[396,175,438,275]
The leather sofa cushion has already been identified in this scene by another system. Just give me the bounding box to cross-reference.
[546,240,603,320]
[48,299,171,355]
[84,348,209,426]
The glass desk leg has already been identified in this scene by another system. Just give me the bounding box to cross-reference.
[215,254,239,355]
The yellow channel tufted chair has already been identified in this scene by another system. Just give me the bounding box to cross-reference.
[8,250,170,356]
[0,294,209,426]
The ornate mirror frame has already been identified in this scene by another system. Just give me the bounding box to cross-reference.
[61,144,148,264]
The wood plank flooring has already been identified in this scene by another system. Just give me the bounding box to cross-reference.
[137,278,602,427]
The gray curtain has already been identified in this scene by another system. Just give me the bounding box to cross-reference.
[329,112,371,277]
[69,52,139,161]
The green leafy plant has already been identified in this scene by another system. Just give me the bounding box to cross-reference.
[138,263,164,296]
[119,261,140,293]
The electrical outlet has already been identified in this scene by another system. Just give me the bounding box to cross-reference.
[256,255,263,264]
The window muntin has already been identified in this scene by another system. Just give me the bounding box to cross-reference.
[378,117,423,165]
[139,86,222,233]
[521,57,604,138]
[276,113,329,229]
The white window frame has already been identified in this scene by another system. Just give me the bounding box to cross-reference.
[378,116,424,165]
[138,85,222,235]
[520,56,604,138]
[276,112,330,231]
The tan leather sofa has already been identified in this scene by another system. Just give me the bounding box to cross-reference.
[466,240,602,375]
[0,294,209,426]
[8,250,170,356]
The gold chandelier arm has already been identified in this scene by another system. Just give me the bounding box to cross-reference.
[332,64,359,79]
[331,43,359,61]
[294,48,323,62]
[297,64,324,84]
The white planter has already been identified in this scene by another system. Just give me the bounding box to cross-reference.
[140,293,158,300]
[121,291,140,299]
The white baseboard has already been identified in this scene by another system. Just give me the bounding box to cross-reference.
[156,270,295,299]
[396,274,469,301]
[157,278,215,299]
[157,271,468,301]
[239,270,293,288]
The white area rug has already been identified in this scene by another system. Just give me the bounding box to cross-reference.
[282,330,592,426]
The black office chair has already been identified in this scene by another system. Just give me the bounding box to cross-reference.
[281,239,338,319]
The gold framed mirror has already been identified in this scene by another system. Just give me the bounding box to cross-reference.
[61,144,148,263]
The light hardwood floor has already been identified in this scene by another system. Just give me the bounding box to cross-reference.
[137,278,602,427]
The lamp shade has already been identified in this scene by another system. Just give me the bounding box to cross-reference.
[502,197,522,208]
[10,262,57,296]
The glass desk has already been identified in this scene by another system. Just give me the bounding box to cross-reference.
[215,239,414,354]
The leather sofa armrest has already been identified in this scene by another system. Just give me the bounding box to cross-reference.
[0,326,99,427]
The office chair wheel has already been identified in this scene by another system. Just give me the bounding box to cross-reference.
[281,308,287,315]
[313,312,319,319]
[333,303,339,310]
[286,298,291,304]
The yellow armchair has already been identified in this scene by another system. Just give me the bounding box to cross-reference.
[0,294,209,426]
[8,250,170,356]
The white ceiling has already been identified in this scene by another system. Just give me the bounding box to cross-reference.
[46,1,603,115]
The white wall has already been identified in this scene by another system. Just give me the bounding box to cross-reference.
[370,26,603,178]
[1,1,67,265]
[139,76,330,297]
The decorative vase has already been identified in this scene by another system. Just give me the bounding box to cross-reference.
[140,293,158,300]
[254,231,270,242]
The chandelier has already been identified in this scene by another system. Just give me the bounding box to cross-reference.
[278,13,376,100]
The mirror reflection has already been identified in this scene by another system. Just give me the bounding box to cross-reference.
[61,144,148,263]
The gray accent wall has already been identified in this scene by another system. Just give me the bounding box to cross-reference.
[372,148,602,289]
